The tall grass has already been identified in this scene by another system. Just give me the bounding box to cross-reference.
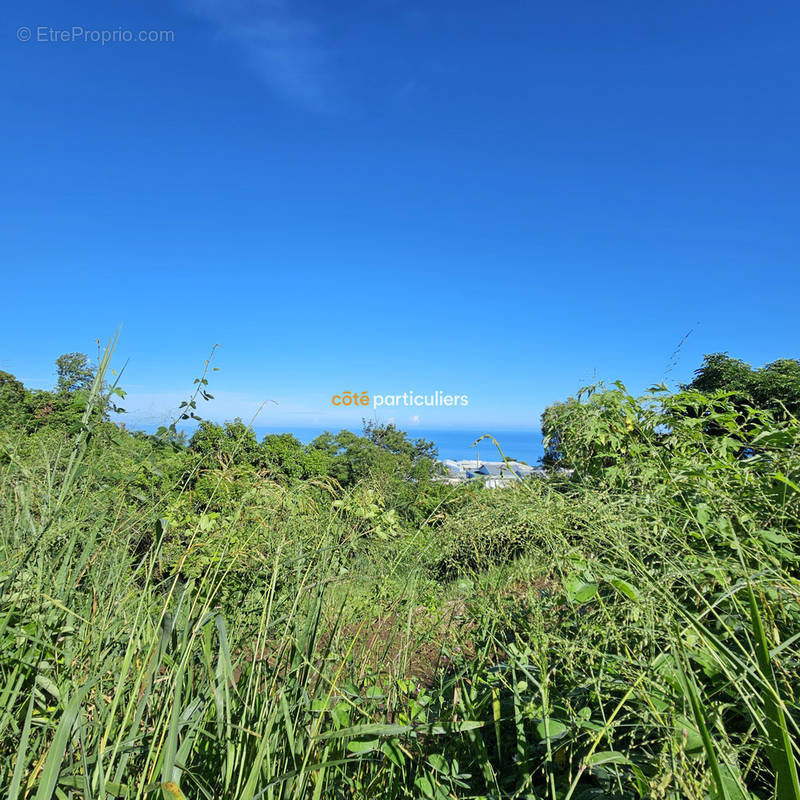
[1,354,798,798]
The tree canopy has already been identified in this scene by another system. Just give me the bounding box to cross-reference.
[684,352,800,417]
[542,352,800,468]
[55,352,95,395]
[0,352,99,433]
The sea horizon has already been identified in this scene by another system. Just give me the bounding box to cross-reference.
[129,422,545,466]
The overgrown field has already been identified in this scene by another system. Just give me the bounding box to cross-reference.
[1,353,799,799]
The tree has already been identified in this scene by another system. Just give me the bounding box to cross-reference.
[55,353,95,395]
[540,385,649,474]
[540,398,577,466]
[362,421,438,464]
[683,353,752,396]
[0,370,26,429]
[684,353,800,418]
[751,358,800,416]
[1,352,112,434]
[189,419,260,466]
[307,423,438,486]
[308,429,372,485]
[260,433,314,481]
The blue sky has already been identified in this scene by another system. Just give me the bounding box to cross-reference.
[2,1,798,431]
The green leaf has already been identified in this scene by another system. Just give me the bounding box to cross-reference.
[747,583,800,800]
[347,738,380,753]
[536,718,568,741]
[609,577,640,601]
[674,714,704,756]
[35,674,61,702]
[381,738,405,768]
[428,753,449,774]
[756,529,791,545]
[426,720,484,735]
[586,750,632,767]
[774,472,800,494]
[35,681,94,800]
[414,775,436,799]
[565,577,598,603]
[8,692,35,800]
[676,655,735,800]
[316,722,411,741]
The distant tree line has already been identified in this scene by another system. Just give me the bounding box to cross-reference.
[0,352,439,491]
[186,417,438,487]
[0,352,99,434]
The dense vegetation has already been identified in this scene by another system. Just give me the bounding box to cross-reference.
[1,346,798,799]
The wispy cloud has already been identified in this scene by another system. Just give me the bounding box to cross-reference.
[122,389,269,426]
[181,0,336,111]
[122,388,368,429]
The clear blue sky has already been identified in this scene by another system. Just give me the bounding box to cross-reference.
[2,1,798,431]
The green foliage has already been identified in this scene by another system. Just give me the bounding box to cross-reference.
[189,418,260,466]
[0,352,121,434]
[544,351,800,468]
[2,343,799,799]
[435,483,569,575]
[261,432,333,481]
[685,352,800,417]
[308,422,437,487]
[541,380,663,480]
[363,420,438,465]
[333,486,400,541]
[55,352,95,395]
[0,370,26,429]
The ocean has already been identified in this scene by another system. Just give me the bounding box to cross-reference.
[132,423,544,466]
[251,426,544,466]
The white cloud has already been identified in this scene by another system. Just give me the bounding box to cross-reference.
[181,0,336,111]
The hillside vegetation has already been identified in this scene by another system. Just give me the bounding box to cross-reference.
[1,346,799,799]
